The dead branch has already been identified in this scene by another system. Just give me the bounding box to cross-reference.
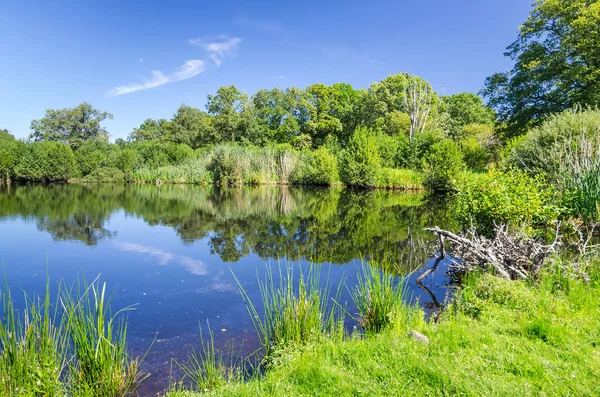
[424,225,561,280]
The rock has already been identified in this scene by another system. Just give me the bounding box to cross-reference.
[408,330,429,344]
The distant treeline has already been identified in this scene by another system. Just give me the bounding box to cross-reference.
[0,72,499,190]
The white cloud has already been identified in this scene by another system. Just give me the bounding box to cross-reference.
[115,242,208,276]
[189,35,241,66]
[275,75,285,80]
[107,59,205,97]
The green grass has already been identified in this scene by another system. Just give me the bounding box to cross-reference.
[349,262,409,333]
[0,275,67,396]
[233,264,344,360]
[0,274,147,397]
[168,266,600,397]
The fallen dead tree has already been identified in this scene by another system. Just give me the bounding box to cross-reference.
[423,225,562,280]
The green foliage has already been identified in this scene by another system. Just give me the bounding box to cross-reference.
[375,168,423,190]
[340,127,381,187]
[376,132,401,168]
[505,109,600,221]
[0,130,24,181]
[424,139,465,192]
[294,147,339,186]
[30,103,112,149]
[14,141,77,182]
[81,167,126,183]
[483,0,600,135]
[455,171,560,236]
[443,93,496,140]
[460,123,499,170]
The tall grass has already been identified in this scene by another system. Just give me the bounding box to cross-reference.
[61,279,147,397]
[0,275,67,396]
[175,323,241,392]
[233,264,344,358]
[0,272,148,396]
[350,262,407,333]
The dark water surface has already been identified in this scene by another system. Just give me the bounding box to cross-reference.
[0,184,456,395]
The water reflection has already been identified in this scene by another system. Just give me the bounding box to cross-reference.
[0,184,456,273]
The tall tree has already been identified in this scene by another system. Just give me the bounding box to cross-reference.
[30,103,112,149]
[443,93,496,140]
[129,119,170,142]
[482,0,600,136]
[167,105,217,148]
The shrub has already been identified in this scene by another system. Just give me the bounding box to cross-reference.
[397,131,439,170]
[424,139,465,192]
[209,145,248,186]
[376,132,401,168]
[81,167,126,183]
[376,168,423,190]
[294,147,338,186]
[455,170,560,236]
[75,141,119,177]
[340,127,381,187]
[14,141,77,182]
[0,131,24,181]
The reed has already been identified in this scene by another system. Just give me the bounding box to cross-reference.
[61,278,148,397]
[233,264,344,358]
[349,261,407,333]
[175,323,241,392]
[0,275,67,396]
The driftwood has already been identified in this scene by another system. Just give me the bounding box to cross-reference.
[424,225,561,280]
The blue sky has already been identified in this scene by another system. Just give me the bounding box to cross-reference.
[0,0,532,141]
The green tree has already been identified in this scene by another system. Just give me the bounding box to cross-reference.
[443,93,496,140]
[483,0,600,136]
[340,127,381,187]
[167,105,217,148]
[129,119,170,142]
[30,103,112,149]
[303,84,343,147]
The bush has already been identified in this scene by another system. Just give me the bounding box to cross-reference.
[376,168,423,190]
[397,131,439,170]
[340,127,381,187]
[74,141,118,177]
[81,167,126,183]
[14,141,77,182]
[505,108,600,178]
[455,171,560,236]
[376,133,401,168]
[0,131,24,181]
[424,139,465,192]
[294,147,338,186]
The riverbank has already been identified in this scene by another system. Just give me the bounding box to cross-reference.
[168,268,600,396]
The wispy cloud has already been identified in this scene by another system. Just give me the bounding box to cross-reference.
[189,35,241,67]
[107,59,204,97]
[275,75,285,80]
[115,242,208,276]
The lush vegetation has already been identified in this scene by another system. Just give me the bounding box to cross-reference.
[0,276,145,396]
[167,263,600,396]
[1,73,499,190]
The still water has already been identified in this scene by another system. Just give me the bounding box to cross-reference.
[0,184,456,394]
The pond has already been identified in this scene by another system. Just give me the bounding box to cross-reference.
[0,184,456,395]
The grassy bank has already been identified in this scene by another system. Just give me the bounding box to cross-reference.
[168,266,600,396]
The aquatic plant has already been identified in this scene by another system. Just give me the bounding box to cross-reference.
[349,261,407,333]
[234,264,344,358]
[0,276,67,396]
[61,278,147,397]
